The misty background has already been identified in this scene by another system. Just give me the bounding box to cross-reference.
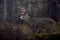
[0,0,60,23]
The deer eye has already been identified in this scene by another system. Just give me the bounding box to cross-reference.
[23,14,26,15]
[22,13,26,16]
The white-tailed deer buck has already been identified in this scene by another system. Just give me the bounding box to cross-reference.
[20,7,56,34]
[20,12,56,34]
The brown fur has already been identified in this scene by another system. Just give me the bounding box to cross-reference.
[21,12,56,34]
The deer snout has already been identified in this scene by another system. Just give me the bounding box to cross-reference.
[16,16,24,23]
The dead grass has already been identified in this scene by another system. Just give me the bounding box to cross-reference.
[0,22,60,40]
[0,22,32,35]
[0,22,31,40]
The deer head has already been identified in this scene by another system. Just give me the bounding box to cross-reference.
[20,13,30,22]
[20,7,30,23]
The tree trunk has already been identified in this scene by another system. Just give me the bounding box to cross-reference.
[4,0,7,23]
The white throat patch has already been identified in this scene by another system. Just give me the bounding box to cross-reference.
[20,16,24,19]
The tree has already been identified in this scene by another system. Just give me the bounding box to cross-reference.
[4,0,7,23]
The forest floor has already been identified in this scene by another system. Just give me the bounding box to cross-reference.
[0,22,60,40]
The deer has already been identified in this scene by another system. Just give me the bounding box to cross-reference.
[20,7,56,34]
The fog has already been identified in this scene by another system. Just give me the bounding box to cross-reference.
[0,0,60,23]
